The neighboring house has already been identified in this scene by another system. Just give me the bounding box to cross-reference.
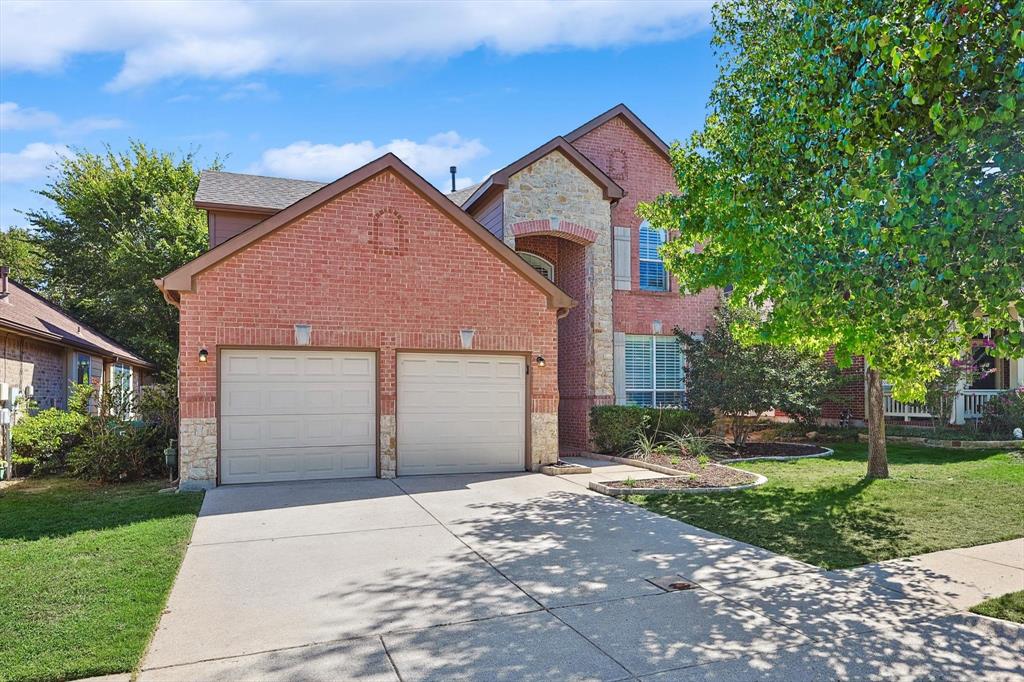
[158,104,719,488]
[0,267,153,416]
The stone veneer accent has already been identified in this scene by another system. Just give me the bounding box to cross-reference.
[531,412,559,468]
[178,417,218,490]
[502,149,615,449]
[379,414,397,478]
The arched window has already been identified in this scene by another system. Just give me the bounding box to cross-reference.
[518,252,555,282]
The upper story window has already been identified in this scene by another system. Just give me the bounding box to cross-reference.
[625,335,684,407]
[518,251,555,282]
[638,222,668,291]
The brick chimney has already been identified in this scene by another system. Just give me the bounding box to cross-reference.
[0,266,9,301]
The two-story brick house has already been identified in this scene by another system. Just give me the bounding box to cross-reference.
[158,104,720,488]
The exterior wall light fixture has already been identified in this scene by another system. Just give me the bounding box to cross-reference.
[536,356,546,367]
[198,348,209,363]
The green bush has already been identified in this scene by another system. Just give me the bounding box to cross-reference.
[11,384,92,474]
[67,420,165,482]
[980,388,1024,438]
[590,405,706,454]
[67,383,169,482]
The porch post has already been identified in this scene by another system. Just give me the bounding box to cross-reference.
[953,377,966,425]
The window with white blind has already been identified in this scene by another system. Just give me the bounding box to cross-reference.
[625,335,684,407]
[518,251,555,282]
[639,221,668,291]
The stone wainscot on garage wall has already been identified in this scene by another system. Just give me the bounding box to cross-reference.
[177,169,560,488]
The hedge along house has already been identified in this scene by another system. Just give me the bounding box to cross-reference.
[157,154,570,488]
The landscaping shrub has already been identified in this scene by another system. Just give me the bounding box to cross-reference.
[590,405,706,454]
[680,307,845,444]
[67,384,169,482]
[67,420,165,482]
[11,383,92,474]
[980,388,1024,438]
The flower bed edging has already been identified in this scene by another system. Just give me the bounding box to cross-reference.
[857,433,1022,449]
[571,453,767,495]
[717,443,834,464]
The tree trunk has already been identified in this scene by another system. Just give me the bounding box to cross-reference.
[865,368,889,479]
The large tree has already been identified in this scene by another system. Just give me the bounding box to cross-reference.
[641,0,1023,477]
[0,227,43,288]
[26,142,215,374]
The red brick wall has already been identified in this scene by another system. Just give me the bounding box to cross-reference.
[0,332,67,411]
[178,170,558,427]
[515,234,591,451]
[822,352,866,422]
[571,116,718,337]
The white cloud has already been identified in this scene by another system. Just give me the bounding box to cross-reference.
[0,101,123,136]
[0,101,60,130]
[220,81,276,101]
[0,142,71,183]
[0,1,712,91]
[252,132,488,182]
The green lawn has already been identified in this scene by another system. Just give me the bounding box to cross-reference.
[632,443,1024,570]
[0,479,204,682]
[970,591,1024,624]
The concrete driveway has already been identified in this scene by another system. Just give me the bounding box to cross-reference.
[139,460,1024,681]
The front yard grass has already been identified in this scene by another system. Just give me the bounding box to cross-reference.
[0,478,203,682]
[632,443,1024,570]
[970,591,1024,624]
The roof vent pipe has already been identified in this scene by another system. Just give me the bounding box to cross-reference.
[450,166,457,193]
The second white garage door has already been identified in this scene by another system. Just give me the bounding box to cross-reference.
[397,353,526,475]
[220,349,376,484]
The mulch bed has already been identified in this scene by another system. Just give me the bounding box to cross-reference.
[610,472,757,491]
[619,455,759,488]
[712,441,829,460]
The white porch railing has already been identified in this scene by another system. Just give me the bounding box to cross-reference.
[961,389,1003,420]
[883,388,1007,423]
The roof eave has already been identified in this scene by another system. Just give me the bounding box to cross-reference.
[194,200,279,215]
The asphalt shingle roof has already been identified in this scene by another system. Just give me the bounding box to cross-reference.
[446,182,483,207]
[0,280,151,366]
[195,170,326,211]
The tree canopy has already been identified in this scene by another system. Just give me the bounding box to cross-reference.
[25,142,214,374]
[0,227,43,289]
[641,0,1023,403]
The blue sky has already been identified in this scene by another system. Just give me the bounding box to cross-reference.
[0,1,718,231]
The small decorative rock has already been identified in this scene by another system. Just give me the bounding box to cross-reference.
[805,431,818,440]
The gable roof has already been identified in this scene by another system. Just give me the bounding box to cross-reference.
[563,103,671,161]
[195,170,326,213]
[462,137,624,213]
[0,281,153,367]
[158,153,574,312]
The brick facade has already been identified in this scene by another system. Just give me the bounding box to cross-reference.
[177,169,559,486]
[572,116,719,339]
[0,332,67,411]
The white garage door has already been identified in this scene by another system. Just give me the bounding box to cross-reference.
[220,349,376,484]
[397,353,526,475]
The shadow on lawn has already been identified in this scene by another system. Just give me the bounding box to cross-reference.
[640,476,909,569]
[0,478,202,542]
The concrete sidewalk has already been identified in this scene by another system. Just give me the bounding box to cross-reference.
[837,538,1024,610]
[138,468,1024,681]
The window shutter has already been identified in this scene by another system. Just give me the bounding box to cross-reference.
[613,332,626,405]
[613,226,631,290]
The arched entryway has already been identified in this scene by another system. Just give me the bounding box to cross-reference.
[511,218,597,453]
